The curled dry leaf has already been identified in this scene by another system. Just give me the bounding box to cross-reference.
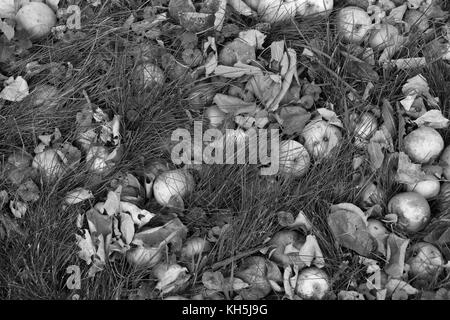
[64,188,94,205]
[413,110,450,129]
[384,233,410,278]
[120,213,135,245]
[9,200,27,219]
[154,263,190,295]
[0,76,29,102]
[395,152,427,185]
[328,203,376,256]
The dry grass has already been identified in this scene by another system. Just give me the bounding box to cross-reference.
[1,1,450,299]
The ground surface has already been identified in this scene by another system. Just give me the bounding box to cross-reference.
[1,0,450,300]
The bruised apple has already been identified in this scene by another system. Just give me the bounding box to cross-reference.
[387,192,431,233]
[301,120,342,160]
[336,6,372,43]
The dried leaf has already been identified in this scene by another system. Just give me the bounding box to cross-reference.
[414,110,450,129]
[179,12,215,33]
[395,152,427,184]
[214,63,263,78]
[64,188,94,205]
[120,213,135,244]
[9,200,27,219]
[155,263,190,294]
[202,270,225,291]
[133,218,187,252]
[213,93,257,115]
[102,187,121,216]
[238,29,266,49]
[16,179,40,202]
[0,20,14,40]
[384,233,410,278]
[0,76,29,102]
[278,106,311,135]
[328,204,375,256]
[85,208,113,237]
[381,99,396,138]
[76,229,96,264]
[367,141,384,170]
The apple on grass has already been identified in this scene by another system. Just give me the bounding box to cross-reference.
[440,145,450,180]
[387,192,431,233]
[278,140,311,177]
[403,127,444,164]
[301,120,342,160]
[336,6,372,44]
[407,242,445,282]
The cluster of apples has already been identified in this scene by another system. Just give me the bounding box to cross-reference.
[389,127,449,234]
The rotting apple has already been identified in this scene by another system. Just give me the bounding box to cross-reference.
[407,242,445,281]
[368,24,400,50]
[405,174,440,199]
[152,169,194,208]
[15,2,56,40]
[294,267,330,300]
[301,120,342,160]
[387,191,431,233]
[403,127,444,164]
[278,140,311,177]
[440,145,450,180]
[336,6,373,44]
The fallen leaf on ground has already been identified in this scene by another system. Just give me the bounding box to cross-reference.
[384,233,409,278]
[413,110,450,129]
[328,203,376,256]
[0,76,29,102]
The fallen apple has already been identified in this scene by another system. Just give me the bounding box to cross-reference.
[405,174,440,199]
[278,140,311,177]
[0,0,15,19]
[15,2,56,40]
[181,237,211,259]
[153,169,194,207]
[134,63,165,90]
[301,120,342,160]
[407,242,444,281]
[403,127,444,164]
[440,145,450,180]
[32,149,66,181]
[387,192,431,233]
[368,24,400,50]
[294,267,330,300]
[336,6,372,44]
